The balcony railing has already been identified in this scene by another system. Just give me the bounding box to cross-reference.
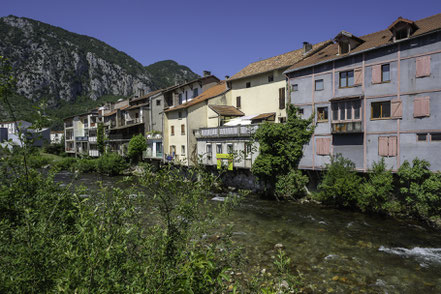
[195,125,259,139]
[89,136,97,143]
[89,150,100,157]
[75,136,88,141]
[331,121,363,134]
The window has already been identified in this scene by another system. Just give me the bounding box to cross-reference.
[135,113,139,118]
[268,75,274,82]
[206,144,212,160]
[181,145,185,154]
[278,88,285,109]
[298,108,304,115]
[417,133,428,142]
[431,133,441,141]
[246,82,251,88]
[371,101,391,119]
[185,91,188,101]
[395,29,408,41]
[378,136,397,157]
[381,64,390,82]
[181,124,185,135]
[292,84,298,91]
[171,126,175,136]
[279,117,287,123]
[170,145,176,155]
[317,107,328,122]
[227,144,233,154]
[156,99,161,106]
[339,70,354,88]
[315,79,324,91]
[339,42,349,54]
[236,96,241,108]
[178,111,182,119]
[193,88,199,98]
[245,143,252,159]
[178,93,183,104]
[216,144,222,154]
[332,100,361,121]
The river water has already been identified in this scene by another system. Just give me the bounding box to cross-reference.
[54,171,441,293]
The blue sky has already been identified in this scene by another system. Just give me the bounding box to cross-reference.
[3,0,441,78]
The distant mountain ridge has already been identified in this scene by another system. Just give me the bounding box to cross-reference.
[0,15,199,108]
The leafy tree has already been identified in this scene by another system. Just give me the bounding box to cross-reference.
[251,104,314,197]
[97,123,105,154]
[127,133,147,163]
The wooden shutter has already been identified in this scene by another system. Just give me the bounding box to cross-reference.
[416,56,431,78]
[236,96,241,108]
[414,97,430,117]
[391,99,402,118]
[378,136,389,156]
[181,124,185,135]
[316,138,331,155]
[354,68,363,86]
[279,88,286,109]
[171,126,174,135]
[388,136,397,157]
[372,65,382,84]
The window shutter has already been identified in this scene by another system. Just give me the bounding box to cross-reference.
[378,136,389,156]
[316,138,331,155]
[372,65,382,84]
[391,99,402,118]
[388,136,397,157]
[279,88,286,109]
[354,68,363,86]
[414,97,430,117]
[416,56,431,78]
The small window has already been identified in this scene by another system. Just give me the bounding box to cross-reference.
[315,79,324,91]
[171,126,175,136]
[292,84,298,91]
[245,142,252,158]
[279,117,287,123]
[278,88,285,109]
[181,145,185,154]
[227,144,233,154]
[339,70,354,88]
[417,133,428,142]
[431,133,441,141]
[193,88,199,98]
[317,107,328,122]
[268,75,274,82]
[339,42,349,54]
[246,82,251,88]
[216,144,222,154]
[396,29,408,41]
[178,111,182,119]
[156,99,161,106]
[298,108,304,115]
[206,144,212,160]
[181,124,185,135]
[236,96,241,108]
[371,101,391,119]
[178,93,183,104]
[381,64,390,82]
[170,145,176,155]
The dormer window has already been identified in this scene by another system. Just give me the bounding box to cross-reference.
[334,31,364,55]
[388,17,418,42]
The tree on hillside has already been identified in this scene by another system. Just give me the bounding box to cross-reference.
[127,133,147,163]
[97,123,105,155]
[251,104,314,198]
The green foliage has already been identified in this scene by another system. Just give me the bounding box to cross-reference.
[74,157,97,173]
[358,159,397,214]
[275,170,309,199]
[145,60,200,90]
[397,158,441,219]
[252,104,314,197]
[97,123,105,154]
[53,157,78,171]
[95,153,128,175]
[127,133,147,163]
[316,155,363,208]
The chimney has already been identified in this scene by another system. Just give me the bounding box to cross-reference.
[303,42,312,54]
[203,70,211,77]
[225,75,230,80]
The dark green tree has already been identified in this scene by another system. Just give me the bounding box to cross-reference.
[127,133,147,163]
[251,104,314,198]
[97,123,105,154]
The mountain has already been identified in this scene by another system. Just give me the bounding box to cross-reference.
[0,15,199,126]
[145,60,200,90]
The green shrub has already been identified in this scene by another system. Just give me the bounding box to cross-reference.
[43,143,64,156]
[53,157,78,170]
[74,158,97,173]
[27,154,51,168]
[397,158,441,219]
[96,153,128,175]
[316,155,363,208]
[359,159,398,214]
[275,169,309,199]
[127,134,147,163]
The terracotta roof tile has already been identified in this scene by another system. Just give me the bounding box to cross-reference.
[286,13,441,73]
[165,81,228,112]
[228,40,333,81]
[251,112,276,121]
[209,105,244,116]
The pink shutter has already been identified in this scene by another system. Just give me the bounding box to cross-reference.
[391,99,402,118]
[354,68,363,86]
[423,97,430,117]
[324,138,331,155]
[316,138,331,155]
[388,136,397,157]
[316,138,323,155]
[414,97,430,117]
[372,65,382,84]
[416,56,431,78]
[378,136,389,156]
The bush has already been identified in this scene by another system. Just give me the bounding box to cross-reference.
[359,159,397,214]
[316,155,363,208]
[275,169,309,199]
[397,158,441,219]
[27,154,52,168]
[53,157,78,171]
[127,134,147,163]
[96,153,128,176]
[74,158,97,173]
[43,143,64,156]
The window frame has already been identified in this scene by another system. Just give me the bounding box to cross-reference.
[181,124,185,135]
[317,107,329,122]
[181,145,185,155]
[381,64,391,83]
[339,70,355,88]
[315,79,324,91]
[268,75,274,83]
[192,88,199,98]
[236,96,241,108]
[216,144,222,154]
[417,133,428,142]
[371,101,392,120]
[292,84,298,91]
[430,133,441,142]
[246,82,251,88]
[206,144,212,160]
[331,99,362,122]
[170,126,175,136]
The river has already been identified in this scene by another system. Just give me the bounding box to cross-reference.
[54,171,441,293]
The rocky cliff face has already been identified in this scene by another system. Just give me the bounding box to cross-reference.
[0,15,152,105]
